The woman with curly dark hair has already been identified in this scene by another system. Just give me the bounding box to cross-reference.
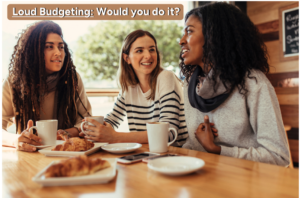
[180,2,290,166]
[2,21,91,152]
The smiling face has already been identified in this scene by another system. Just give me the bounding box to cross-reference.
[180,15,205,69]
[44,33,65,74]
[123,35,158,80]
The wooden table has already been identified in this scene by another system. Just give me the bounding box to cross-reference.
[2,145,299,198]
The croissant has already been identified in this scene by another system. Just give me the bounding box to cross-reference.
[44,155,111,177]
[52,137,94,151]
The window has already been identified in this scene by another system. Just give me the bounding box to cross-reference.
[2,2,189,133]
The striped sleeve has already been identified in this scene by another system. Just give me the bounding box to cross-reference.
[157,71,188,147]
[104,92,126,129]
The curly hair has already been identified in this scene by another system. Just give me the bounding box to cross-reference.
[180,2,269,95]
[8,20,89,133]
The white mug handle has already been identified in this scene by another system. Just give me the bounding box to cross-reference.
[29,126,38,135]
[81,121,89,135]
[167,127,178,146]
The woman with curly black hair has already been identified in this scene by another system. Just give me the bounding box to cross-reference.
[180,2,290,166]
[2,21,91,152]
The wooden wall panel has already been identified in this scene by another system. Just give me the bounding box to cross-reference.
[275,87,299,94]
[289,139,299,162]
[268,72,299,86]
[280,106,299,129]
[269,60,299,73]
[248,1,299,74]
[277,94,299,105]
[265,41,299,73]
[280,105,299,117]
[248,9,279,25]
[248,1,297,24]
[273,86,298,128]
[283,116,299,128]
[256,20,279,34]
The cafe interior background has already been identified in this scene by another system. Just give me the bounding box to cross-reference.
[2,1,299,167]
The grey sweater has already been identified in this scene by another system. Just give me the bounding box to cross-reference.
[182,70,290,166]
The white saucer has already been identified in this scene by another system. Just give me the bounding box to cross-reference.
[101,143,142,154]
[29,140,65,149]
[147,156,205,176]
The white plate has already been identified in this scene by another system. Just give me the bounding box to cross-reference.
[38,142,108,157]
[29,140,65,149]
[148,156,205,176]
[101,143,142,154]
[32,158,116,186]
[29,144,52,149]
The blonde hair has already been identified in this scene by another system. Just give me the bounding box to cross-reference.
[117,30,163,100]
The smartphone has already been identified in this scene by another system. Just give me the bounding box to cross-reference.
[142,153,179,163]
[117,152,160,164]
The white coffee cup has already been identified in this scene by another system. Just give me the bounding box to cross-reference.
[29,120,58,146]
[81,116,104,135]
[146,122,178,153]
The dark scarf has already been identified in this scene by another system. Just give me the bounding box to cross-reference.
[188,66,230,113]
[46,72,60,93]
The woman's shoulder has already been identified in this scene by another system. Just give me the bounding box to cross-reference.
[119,88,128,98]
[2,76,12,90]
[156,69,184,98]
[157,69,181,84]
[74,72,88,95]
[183,78,189,87]
[245,69,273,91]
[158,69,176,78]
[75,71,82,81]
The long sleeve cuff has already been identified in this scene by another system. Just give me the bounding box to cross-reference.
[220,145,234,157]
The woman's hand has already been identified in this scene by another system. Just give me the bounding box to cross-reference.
[79,118,117,143]
[195,115,221,154]
[209,122,218,137]
[17,120,42,152]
